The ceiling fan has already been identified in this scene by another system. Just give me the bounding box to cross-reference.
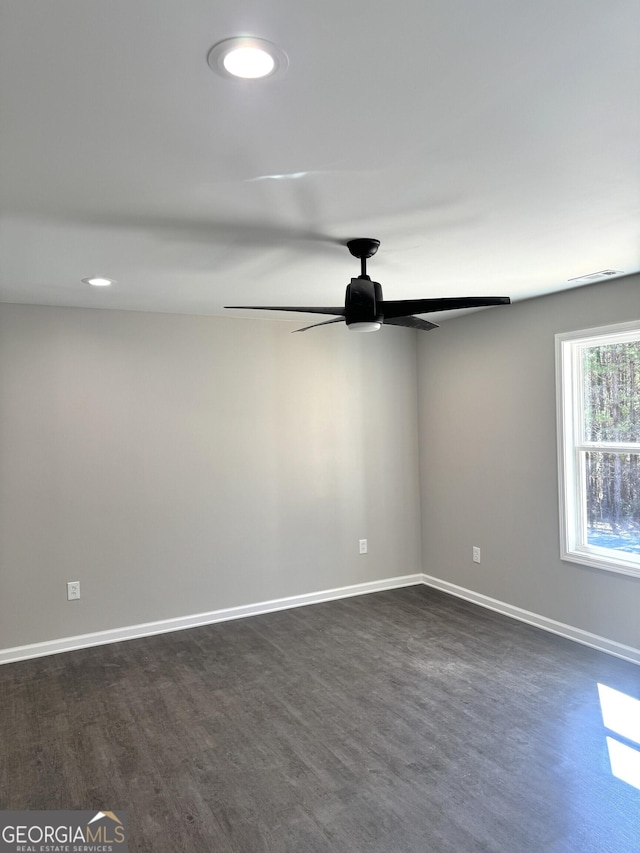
[226,238,510,333]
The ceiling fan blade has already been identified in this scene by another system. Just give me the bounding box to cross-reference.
[381,296,510,319]
[225,305,345,316]
[384,315,439,331]
[293,317,346,333]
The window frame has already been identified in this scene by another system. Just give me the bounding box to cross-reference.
[556,319,640,578]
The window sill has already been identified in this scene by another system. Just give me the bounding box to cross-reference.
[562,546,640,579]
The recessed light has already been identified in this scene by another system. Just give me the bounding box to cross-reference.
[82,277,115,287]
[207,37,288,80]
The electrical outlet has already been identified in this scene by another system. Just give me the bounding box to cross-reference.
[359,539,368,554]
[472,546,481,564]
[67,581,81,601]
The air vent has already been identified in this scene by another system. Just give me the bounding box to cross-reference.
[568,269,622,282]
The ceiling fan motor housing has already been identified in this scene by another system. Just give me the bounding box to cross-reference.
[345,277,384,330]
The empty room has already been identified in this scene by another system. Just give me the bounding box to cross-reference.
[1,2,639,851]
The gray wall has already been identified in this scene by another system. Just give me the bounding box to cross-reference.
[0,304,422,650]
[417,273,640,649]
[5,275,640,656]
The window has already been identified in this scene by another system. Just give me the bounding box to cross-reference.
[557,321,640,577]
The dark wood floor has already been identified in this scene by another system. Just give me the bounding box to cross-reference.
[1,586,639,852]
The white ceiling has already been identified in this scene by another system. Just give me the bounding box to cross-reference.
[1,0,639,326]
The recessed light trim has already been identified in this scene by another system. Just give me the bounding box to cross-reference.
[207,37,288,80]
[82,277,115,287]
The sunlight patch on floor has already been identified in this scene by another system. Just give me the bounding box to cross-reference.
[598,683,640,790]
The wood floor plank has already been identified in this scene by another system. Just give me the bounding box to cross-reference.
[1,586,639,852]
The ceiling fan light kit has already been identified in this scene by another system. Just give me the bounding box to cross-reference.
[225,239,511,333]
[346,322,382,332]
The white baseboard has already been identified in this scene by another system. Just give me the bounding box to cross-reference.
[2,571,639,667]
[0,574,423,666]
[421,573,640,666]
